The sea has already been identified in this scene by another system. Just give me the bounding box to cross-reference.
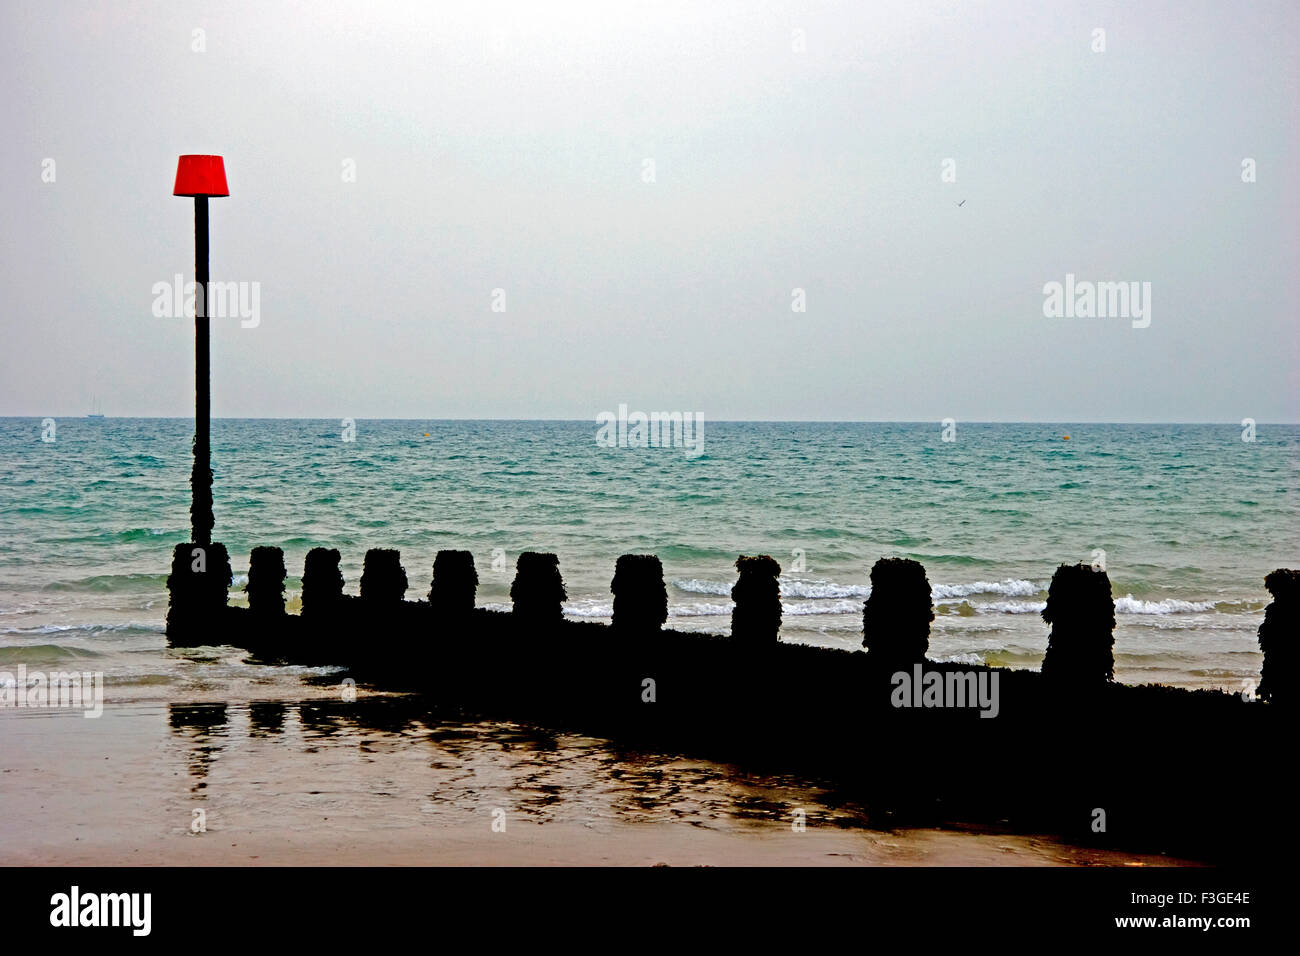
[0,418,1294,864]
[3,418,1295,693]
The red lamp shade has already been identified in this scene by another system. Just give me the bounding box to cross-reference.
[173,155,229,197]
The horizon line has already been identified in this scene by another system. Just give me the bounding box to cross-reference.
[3,415,1298,426]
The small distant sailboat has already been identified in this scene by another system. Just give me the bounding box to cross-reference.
[87,395,106,418]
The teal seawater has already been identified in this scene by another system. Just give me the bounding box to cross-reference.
[0,418,1295,692]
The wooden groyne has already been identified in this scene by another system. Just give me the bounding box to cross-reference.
[164,542,1291,863]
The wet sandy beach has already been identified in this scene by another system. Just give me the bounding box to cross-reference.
[0,697,1196,867]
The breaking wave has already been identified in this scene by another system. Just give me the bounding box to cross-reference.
[673,576,1046,602]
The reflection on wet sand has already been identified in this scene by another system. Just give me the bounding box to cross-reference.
[168,702,228,790]
[159,696,1164,864]
[170,696,868,831]
[248,702,286,737]
[0,699,1193,866]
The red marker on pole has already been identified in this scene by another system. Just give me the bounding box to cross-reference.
[172,155,228,547]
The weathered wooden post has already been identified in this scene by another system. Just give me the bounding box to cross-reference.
[165,542,232,644]
[360,549,407,603]
[301,547,345,619]
[429,550,478,618]
[611,554,668,635]
[165,155,230,645]
[246,546,287,617]
[510,552,566,624]
[731,555,782,642]
[862,557,933,666]
[1257,568,1298,705]
[1041,563,1115,684]
[172,155,228,549]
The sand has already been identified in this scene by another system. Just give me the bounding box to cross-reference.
[0,702,1196,868]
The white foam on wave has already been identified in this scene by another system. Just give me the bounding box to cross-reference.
[670,602,732,617]
[779,580,871,599]
[1114,595,1216,614]
[27,621,165,634]
[563,600,734,619]
[0,624,77,635]
[971,596,1219,616]
[560,598,870,619]
[972,600,1048,615]
[512,584,1222,621]
[675,576,1044,601]
[563,601,614,618]
[671,579,732,597]
[933,579,1044,599]
[564,598,868,621]
[668,600,866,618]
[673,577,870,599]
[932,652,987,666]
[785,599,864,616]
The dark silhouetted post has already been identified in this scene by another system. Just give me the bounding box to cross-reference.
[1258,568,1298,705]
[165,156,230,644]
[1041,563,1116,684]
[165,542,232,644]
[172,155,228,547]
[301,547,345,619]
[510,552,566,624]
[246,546,287,617]
[731,555,782,642]
[360,548,407,603]
[611,554,668,635]
[430,550,478,617]
[862,557,934,666]
[192,195,210,544]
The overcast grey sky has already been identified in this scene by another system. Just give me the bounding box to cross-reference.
[2,0,1296,421]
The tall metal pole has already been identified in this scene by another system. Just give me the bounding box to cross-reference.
[191,195,213,546]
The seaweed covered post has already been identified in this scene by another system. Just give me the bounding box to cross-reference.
[862,557,934,667]
[731,555,782,643]
[1257,568,1298,706]
[246,546,287,617]
[360,549,408,604]
[611,554,668,636]
[165,541,232,645]
[429,550,478,619]
[301,547,345,619]
[510,552,567,624]
[1041,562,1116,684]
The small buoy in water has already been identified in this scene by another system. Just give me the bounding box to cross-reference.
[424,433,430,437]
[1063,435,1070,440]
